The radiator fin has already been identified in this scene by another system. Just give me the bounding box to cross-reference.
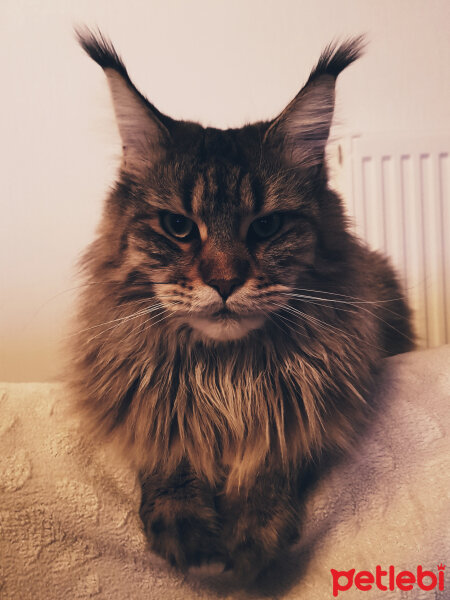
[347,136,449,349]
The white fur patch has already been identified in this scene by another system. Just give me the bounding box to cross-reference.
[188,314,265,341]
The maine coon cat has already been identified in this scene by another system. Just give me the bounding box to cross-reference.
[70,29,414,582]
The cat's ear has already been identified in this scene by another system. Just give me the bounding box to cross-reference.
[76,28,171,177]
[264,37,365,169]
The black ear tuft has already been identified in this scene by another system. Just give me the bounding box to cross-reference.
[74,26,130,81]
[264,35,366,169]
[75,26,172,176]
[307,35,366,83]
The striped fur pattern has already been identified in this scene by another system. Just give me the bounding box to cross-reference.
[69,30,414,582]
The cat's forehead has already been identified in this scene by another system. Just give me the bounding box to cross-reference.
[184,163,262,239]
[146,153,310,235]
[189,163,261,216]
[148,155,263,222]
[143,125,312,232]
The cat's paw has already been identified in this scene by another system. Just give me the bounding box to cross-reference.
[225,538,268,583]
[139,469,223,569]
[142,510,221,569]
[222,512,300,583]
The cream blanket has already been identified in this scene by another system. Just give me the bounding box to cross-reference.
[1,346,449,599]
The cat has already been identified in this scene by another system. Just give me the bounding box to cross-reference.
[70,29,414,583]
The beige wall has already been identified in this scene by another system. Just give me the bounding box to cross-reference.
[1,0,449,381]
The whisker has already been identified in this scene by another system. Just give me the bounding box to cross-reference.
[259,307,292,338]
[275,303,352,340]
[283,296,358,315]
[106,307,171,347]
[21,281,182,333]
[280,293,414,344]
[254,287,408,329]
[96,308,171,353]
[280,287,406,304]
[131,310,172,338]
[270,301,385,352]
[65,303,167,339]
[71,280,178,292]
[281,290,408,322]
[285,287,407,305]
[269,307,325,343]
[84,306,167,345]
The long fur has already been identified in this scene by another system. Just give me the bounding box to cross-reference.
[69,30,414,580]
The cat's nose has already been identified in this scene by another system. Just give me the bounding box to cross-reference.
[199,245,250,301]
[208,278,244,301]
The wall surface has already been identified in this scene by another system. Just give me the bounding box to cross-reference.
[1,0,449,381]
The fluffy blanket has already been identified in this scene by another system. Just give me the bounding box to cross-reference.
[0,346,449,600]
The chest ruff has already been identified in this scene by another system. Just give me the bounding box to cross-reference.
[75,331,374,493]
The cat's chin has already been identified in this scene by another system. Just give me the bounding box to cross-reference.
[187,314,265,342]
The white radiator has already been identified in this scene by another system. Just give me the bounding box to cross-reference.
[329,134,450,349]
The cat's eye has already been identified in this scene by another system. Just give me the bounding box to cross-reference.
[161,212,196,240]
[248,213,282,240]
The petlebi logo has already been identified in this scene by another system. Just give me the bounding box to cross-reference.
[330,564,445,597]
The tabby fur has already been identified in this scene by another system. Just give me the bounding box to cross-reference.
[69,29,414,582]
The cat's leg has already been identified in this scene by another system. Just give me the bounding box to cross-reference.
[139,467,222,569]
[219,473,300,582]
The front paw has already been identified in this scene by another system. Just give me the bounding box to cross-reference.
[142,510,220,569]
[139,472,222,569]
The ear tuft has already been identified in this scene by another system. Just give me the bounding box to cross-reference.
[307,36,366,83]
[75,26,171,178]
[75,26,129,78]
[265,36,365,169]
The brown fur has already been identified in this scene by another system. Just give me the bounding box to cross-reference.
[68,30,414,582]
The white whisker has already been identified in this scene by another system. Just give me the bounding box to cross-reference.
[279,292,414,343]
[132,310,172,338]
[65,304,166,339]
[84,306,168,345]
[270,301,385,352]
[285,287,407,305]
